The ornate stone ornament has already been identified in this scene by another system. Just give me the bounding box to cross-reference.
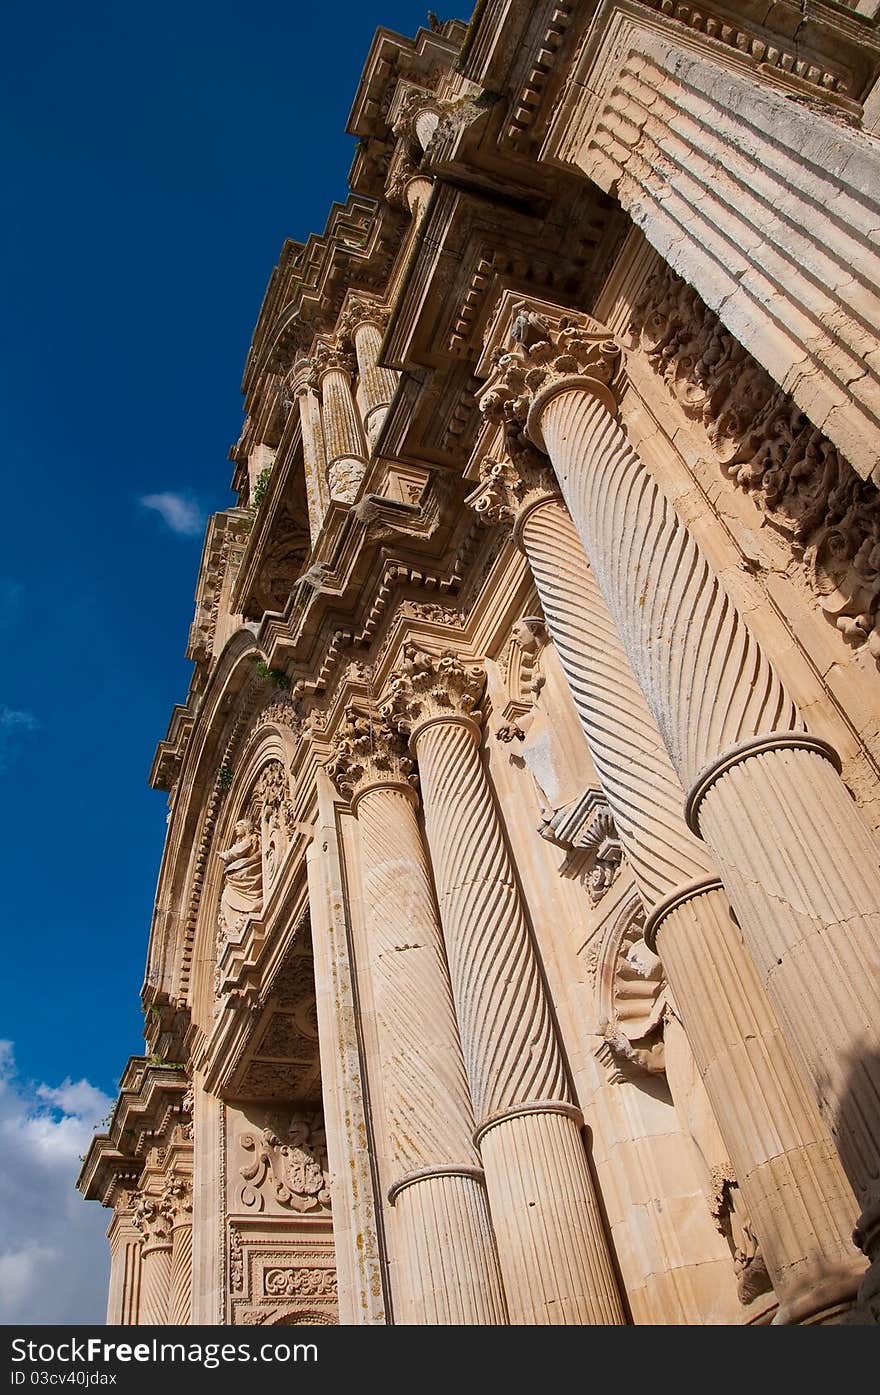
[325,705,416,801]
[239,1111,331,1214]
[631,263,880,665]
[217,819,263,939]
[464,452,559,529]
[478,305,622,454]
[382,644,484,734]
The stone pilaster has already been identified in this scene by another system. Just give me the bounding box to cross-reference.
[106,1207,142,1325]
[338,300,398,450]
[480,306,880,1310]
[467,456,864,1321]
[132,1191,174,1325]
[383,647,625,1325]
[326,706,507,1325]
[309,338,367,503]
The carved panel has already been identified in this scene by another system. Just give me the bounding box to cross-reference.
[631,262,880,666]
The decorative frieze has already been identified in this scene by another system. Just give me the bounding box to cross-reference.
[631,263,880,665]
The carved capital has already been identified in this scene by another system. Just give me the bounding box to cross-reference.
[478,305,622,455]
[465,453,560,529]
[308,337,355,389]
[382,644,484,738]
[161,1172,193,1225]
[286,356,313,396]
[385,148,423,209]
[131,1190,174,1245]
[390,86,441,143]
[325,705,416,801]
[337,296,389,343]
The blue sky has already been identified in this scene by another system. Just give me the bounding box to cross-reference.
[1,0,433,1322]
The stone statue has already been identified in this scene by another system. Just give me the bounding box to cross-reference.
[217,819,262,937]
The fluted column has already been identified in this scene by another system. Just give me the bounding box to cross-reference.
[467,459,863,1321]
[383,648,625,1325]
[326,708,507,1325]
[166,1175,193,1327]
[132,1191,174,1325]
[107,1208,142,1325]
[339,300,399,450]
[480,307,880,1306]
[310,338,367,504]
[290,357,329,541]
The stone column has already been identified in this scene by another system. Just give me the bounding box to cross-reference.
[466,456,863,1321]
[309,338,367,504]
[480,306,880,1307]
[327,707,507,1325]
[383,648,625,1325]
[166,1174,193,1327]
[106,1207,142,1325]
[132,1191,174,1325]
[339,300,398,450]
[289,357,329,542]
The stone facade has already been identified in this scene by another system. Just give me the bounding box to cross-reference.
[79,2,880,1325]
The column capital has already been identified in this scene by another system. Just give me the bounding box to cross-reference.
[478,305,622,454]
[325,705,417,805]
[382,644,484,743]
[308,337,356,389]
[131,1190,174,1247]
[337,295,389,343]
[464,452,560,536]
[161,1172,193,1227]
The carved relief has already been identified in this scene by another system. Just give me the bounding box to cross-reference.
[253,760,295,892]
[540,794,623,905]
[238,1111,331,1214]
[217,819,263,941]
[263,1267,337,1299]
[631,263,880,665]
[594,900,667,1080]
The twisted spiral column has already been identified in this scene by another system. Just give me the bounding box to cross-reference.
[138,1235,173,1325]
[169,1216,193,1326]
[518,371,880,1298]
[355,779,507,1324]
[512,490,864,1321]
[400,682,624,1324]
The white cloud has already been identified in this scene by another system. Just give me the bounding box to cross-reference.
[0,707,38,773]
[139,492,204,536]
[0,1042,113,1323]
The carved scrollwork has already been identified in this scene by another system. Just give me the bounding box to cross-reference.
[631,263,880,665]
[238,1111,331,1214]
[263,1267,337,1299]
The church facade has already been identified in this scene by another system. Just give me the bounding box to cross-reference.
[79,1,880,1325]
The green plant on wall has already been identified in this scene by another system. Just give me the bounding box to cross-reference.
[255,659,291,689]
[250,465,272,512]
[218,765,234,790]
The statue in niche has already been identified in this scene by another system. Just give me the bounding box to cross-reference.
[217,818,263,938]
